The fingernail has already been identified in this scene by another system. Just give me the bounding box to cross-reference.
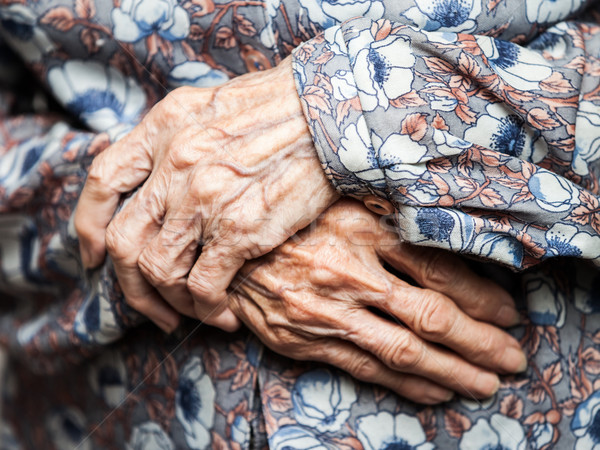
[475,372,500,397]
[444,391,455,402]
[497,304,520,327]
[503,346,528,373]
[156,317,178,334]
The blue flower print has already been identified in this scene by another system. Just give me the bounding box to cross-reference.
[298,0,384,30]
[45,408,91,450]
[111,0,190,43]
[88,351,128,408]
[477,38,553,91]
[573,100,600,177]
[572,391,600,449]
[292,369,357,433]
[269,426,328,450]
[531,422,554,449]
[356,411,434,450]
[403,0,481,33]
[471,233,524,267]
[0,4,54,62]
[526,0,586,24]
[546,224,600,260]
[528,170,579,213]
[230,415,250,449]
[176,356,215,450]
[529,28,568,59]
[74,271,123,345]
[47,61,146,131]
[127,422,175,450]
[349,32,416,111]
[416,208,455,242]
[464,103,548,164]
[168,62,229,88]
[524,271,566,327]
[459,414,526,450]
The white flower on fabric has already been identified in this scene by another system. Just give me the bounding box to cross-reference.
[74,270,123,345]
[46,408,91,450]
[459,414,526,450]
[299,0,384,29]
[527,170,579,213]
[291,369,357,433]
[477,37,553,91]
[168,62,229,88]
[526,0,586,24]
[546,224,600,260]
[471,233,524,268]
[572,390,600,449]
[48,61,146,131]
[176,356,215,450]
[331,70,358,101]
[127,422,175,450]
[464,103,548,163]
[376,132,429,181]
[351,33,416,111]
[112,0,190,42]
[0,4,54,62]
[269,426,328,450]
[230,415,250,448]
[531,422,554,449]
[574,101,600,176]
[324,26,347,56]
[402,0,481,33]
[433,128,471,156]
[524,271,566,327]
[356,411,434,450]
[265,0,282,20]
[459,396,494,411]
[339,116,385,187]
[259,23,277,50]
[88,351,128,408]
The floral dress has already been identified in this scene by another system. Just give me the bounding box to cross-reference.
[0,0,600,449]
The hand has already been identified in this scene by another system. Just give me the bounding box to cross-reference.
[74,56,338,332]
[229,200,525,403]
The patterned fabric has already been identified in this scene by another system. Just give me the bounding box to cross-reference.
[0,0,599,449]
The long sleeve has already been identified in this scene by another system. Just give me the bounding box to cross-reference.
[272,0,597,47]
[292,18,600,269]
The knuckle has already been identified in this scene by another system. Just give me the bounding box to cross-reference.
[187,275,220,305]
[137,250,176,287]
[384,333,422,370]
[421,249,454,286]
[347,354,377,380]
[416,291,453,340]
[105,222,128,259]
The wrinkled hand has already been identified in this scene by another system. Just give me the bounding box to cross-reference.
[74,56,338,332]
[229,200,526,403]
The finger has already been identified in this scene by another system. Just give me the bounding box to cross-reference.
[364,280,527,375]
[75,125,154,269]
[229,292,453,404]
[186,245,243,332]
[379,244,519,327]
[347,309,500,398]
[311,340,453,405]
[105,188,180,332]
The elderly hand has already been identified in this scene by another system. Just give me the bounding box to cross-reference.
[74,56,338,332]
[229,200,525,403]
